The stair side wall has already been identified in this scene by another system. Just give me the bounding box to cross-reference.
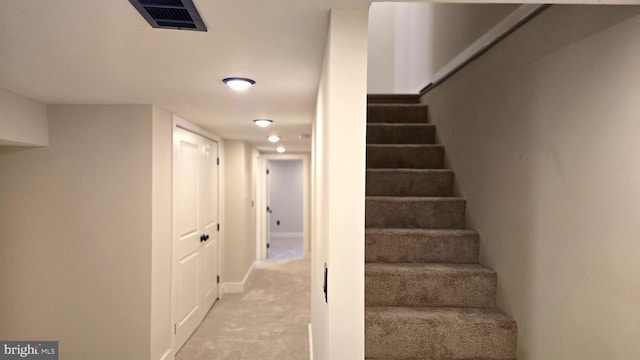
[422,6,640,359]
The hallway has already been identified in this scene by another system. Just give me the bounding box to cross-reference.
[176,259,310,360]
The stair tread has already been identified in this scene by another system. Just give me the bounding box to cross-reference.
[367,196,465,201]
[366,263,497,308]
[367,168,453,172]
[366,262,493,274]
[367,144,442,148]
[366,306,514,323]
[368,94,421,105]
[366,228,476,235]
[368,103,428,108]
[367,123,434,127]
[366,229,480,264]
[366,307,517,359]
[366,197,466,229]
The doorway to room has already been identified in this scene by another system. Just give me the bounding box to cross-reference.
[266,159,304,260]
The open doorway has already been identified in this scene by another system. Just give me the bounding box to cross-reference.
[266,159,304,259]
[256,153,310,261]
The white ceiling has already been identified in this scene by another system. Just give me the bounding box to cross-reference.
[4,1,627,153]
[0,0,372,153]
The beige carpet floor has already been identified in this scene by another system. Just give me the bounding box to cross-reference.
[268,237,304,260]
[176,259,310,360]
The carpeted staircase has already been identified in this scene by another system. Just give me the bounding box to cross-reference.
[364,95,517,360]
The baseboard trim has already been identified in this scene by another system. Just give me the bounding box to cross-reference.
[270,231,303,239]
[221,261,256,294]
[308,323,313,360]
[158,348,172,360]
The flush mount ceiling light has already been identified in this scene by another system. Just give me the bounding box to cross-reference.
[267,135,281,143]
[276,146,286,153]
[223,77,255,91]
[253,119,273,127]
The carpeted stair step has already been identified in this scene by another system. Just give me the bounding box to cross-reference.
[366,169,453,197]
[365,229,479,263]
[365,307,517,359]
[366,197,466,229]
[367,94,420,104]
[365,263,496,307]
[368,104,428,124]
[367,123,436,144]
[367,145,444,169]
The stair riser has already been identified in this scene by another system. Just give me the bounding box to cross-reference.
[366,270,496,307]
[367,95,420,104]
[365,309,517,359]
[366,198,466,229]
[367,124,435,144]
[366,170,453,197]
[365,231,479,263]
[367,146,444,169]
[368,105,428,123]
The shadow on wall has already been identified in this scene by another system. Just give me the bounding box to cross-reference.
[424,5,640,359]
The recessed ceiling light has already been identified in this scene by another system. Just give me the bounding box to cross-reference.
[276,146,286,153]
[267,135,281,143]
[223,77,256,91]
[254,119,273,127]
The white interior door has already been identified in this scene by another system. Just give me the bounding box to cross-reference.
[174,128,202,349]
[200,138,219,311]
[173,127,219,351]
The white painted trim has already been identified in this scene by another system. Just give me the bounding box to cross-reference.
[427,4,546,92]
[308,322,313,360]
[158,348,172,360]
[269,231,304,239]
[173,114,222,144]
[257,153,311,260]
[221,261,256,294]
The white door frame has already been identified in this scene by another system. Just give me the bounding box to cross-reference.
[256,153,310,260]
[171,115,224,357]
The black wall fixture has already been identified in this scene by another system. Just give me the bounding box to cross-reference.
[129,0,207,32]
[323,263,328,303]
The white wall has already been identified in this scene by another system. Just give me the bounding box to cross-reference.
[268,159,303,236]
[0,105,154,359]
[423,5,640,359]
[151,106,173,360]
[368,3,516,94]
[223,140,257,287]
[367,3,397,94]
[0,88,48,146]
[312,8,368,360]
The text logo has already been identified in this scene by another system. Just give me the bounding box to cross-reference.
[0,342,58,359]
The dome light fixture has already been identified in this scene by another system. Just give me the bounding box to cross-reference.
[267,135,281,143]
[223,77,256,91]
[276,146,286,153]
[253,119,273,127]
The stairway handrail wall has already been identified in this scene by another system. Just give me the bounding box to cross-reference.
[420,4,548,96]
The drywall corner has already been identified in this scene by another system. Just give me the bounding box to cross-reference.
[151,105,173,360]
[0,88,48,146]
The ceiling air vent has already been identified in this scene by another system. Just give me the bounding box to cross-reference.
[129,0,207,32]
